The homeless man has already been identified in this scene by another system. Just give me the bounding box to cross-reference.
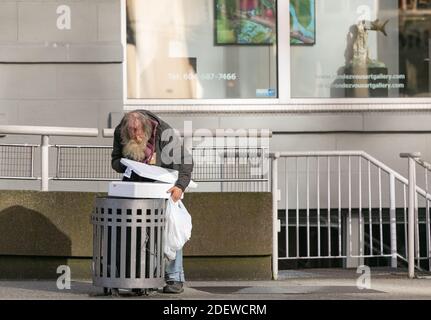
[111,110,193,294]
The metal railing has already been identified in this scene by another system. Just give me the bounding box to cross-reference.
[55,145,122,181]
[102,127,271,191]
[192,147,270,192]
[0,126,271,191]
[0,126,99,191]
[53,145,269,191]
[270,151,429,280]
[0,144,37,179]
[400,152,431,278]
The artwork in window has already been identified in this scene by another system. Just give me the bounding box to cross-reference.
[215,0,276,45]
[290,0,316,45]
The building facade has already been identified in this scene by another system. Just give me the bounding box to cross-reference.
[0,0,430,189]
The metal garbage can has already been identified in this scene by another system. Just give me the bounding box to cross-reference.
[91,196,166,295]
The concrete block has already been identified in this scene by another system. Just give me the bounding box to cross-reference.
[0,64,122,100]
[0,256,272,281]
[182,192,272,256]
[0,191,272,258]
[18,2,98,42]
[271,134,337,152]
[118,112,204,131]
[109,111,125,128]
[68,43,123,62]
[97,1,121,42]
[17,100,100,127]
[0,65,57,99]
[0,191,102,257]
[0,191,274,280]
[0,2,18,41]
[0,256,91,280]
[184,256,272,280]
[219,113,364,132]
[364,112,431,131]
[157,114,221,133]
[98,100,123,129]
[0,43,68,62]
[56,64,122,99]
[335,134,430,165]
[0,100,19,124]
[0,43,122,63]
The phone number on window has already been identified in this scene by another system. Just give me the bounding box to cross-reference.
[168,73,238,81]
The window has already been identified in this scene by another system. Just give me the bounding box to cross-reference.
[126,0,278,100]
[290,0,431,99]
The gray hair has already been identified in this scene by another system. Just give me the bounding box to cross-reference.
[120,111,153,145]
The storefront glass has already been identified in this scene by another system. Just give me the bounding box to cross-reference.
[126,0,278,100]
[290,0,431,98]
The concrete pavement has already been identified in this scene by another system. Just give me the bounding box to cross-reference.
[0,268,430,300]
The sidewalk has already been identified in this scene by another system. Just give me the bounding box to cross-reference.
[0,268,430,300]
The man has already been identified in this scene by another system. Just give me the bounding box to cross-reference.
[111,110,193,294]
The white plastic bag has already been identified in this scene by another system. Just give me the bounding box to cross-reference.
[163,198,192,260]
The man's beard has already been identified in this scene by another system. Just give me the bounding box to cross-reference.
[123,138,148,162]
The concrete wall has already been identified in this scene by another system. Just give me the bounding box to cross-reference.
[0,191,272,280]
[0,0,122,192]
[0,0,123,132]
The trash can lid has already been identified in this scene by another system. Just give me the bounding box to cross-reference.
[108,181,182,199]
[120,158,197,188]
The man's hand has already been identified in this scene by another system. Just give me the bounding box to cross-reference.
[167,186,183,202]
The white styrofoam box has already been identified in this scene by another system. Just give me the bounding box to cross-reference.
[108,182,183,199]
[120,158,198,188]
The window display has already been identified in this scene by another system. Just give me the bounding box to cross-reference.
[290,0,431,98]
[126,0,277,100]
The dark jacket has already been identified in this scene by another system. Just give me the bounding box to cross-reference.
[111,110,193,191]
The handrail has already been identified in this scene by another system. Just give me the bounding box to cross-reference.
[273,150,431,201]
[0,125,98,137]
[0,143,39,147]
[275,150,404,180]
[401,153,431,171]
[54,144,112,149]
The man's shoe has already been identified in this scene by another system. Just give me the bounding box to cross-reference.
[163,281,184,294]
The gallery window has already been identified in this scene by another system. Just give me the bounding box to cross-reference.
[290,0,431,99]
[125,0,278,100]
